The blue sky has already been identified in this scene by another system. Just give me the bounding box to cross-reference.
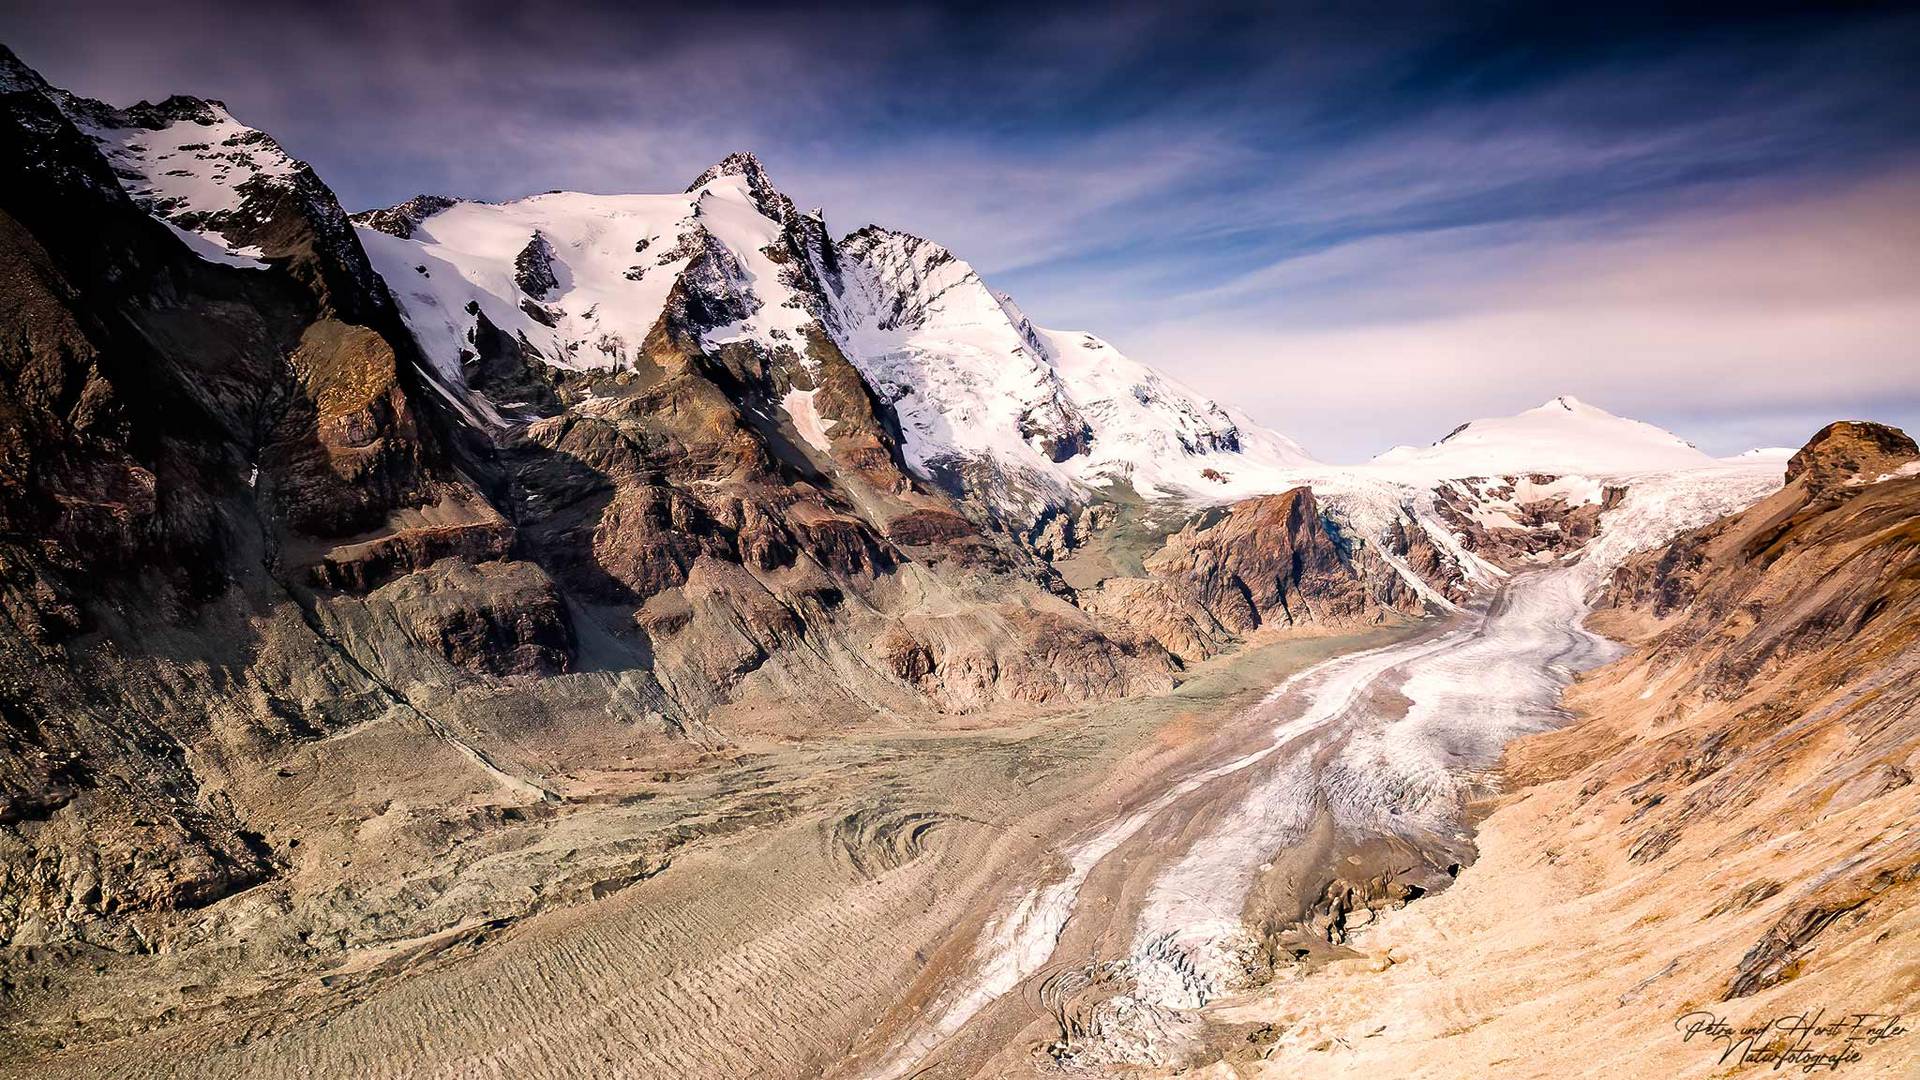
[8,1,1918,460]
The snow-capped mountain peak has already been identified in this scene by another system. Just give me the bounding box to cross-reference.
[54,92,301,266]
[34,76,1754,598]
[1535,393,1588,413]
[342,154,1319,513]
[828,224,1317,508]
[1369,394,1711,480]
[686,150,803,228]
[11,57,1790,622]
[686,150,774,195]
[348,153,842,412]
[39,79,387,320]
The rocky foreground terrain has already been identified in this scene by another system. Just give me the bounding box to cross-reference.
[2,42,1916,1080]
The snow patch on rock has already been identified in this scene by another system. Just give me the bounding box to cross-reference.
[781,388,835,454]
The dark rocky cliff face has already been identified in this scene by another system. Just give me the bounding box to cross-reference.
[1083,489,1422,664]
[1143,489,1405,635]
[0,48,443,953]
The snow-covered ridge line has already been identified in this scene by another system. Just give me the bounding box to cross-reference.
[40,76,1786,607]
[345,151,1322,513]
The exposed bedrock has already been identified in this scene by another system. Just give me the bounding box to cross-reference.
[1086,488,1423,664]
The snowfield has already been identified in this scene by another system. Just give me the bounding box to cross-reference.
[1370,394,1712,479]
[357,191,701,383]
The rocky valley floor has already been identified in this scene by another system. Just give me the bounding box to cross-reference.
[2,621,1428,1080]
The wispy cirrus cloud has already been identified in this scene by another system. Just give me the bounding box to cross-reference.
[5,1,1916,458]
[1124,169,1920,459]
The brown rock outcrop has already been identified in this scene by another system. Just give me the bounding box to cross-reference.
[1081,577,1236,664]
[309,517,516,592]
[1783,419,1918,495]
[1144,489,1375,633]
[376,560,576,678]
[1084,488,1422,664]
[1428,475,1617,571]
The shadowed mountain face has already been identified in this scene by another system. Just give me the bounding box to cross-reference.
[0,47,460,950]
[0,47,1423,980]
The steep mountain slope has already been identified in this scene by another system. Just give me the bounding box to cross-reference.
[1208,421,1920,1077]
[1082,488,1423,664]
[48,85,389,326]
[31,67,1229,723]
[352,159,1318,537]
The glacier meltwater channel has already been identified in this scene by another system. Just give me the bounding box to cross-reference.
[868,461,1788,1076]
[866,566,1615,1077]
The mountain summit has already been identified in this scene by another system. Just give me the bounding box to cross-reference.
[685,150,778,195]
[352,152,1319,524]
[1369,395,1711,479]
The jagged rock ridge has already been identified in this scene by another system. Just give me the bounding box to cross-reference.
[350,158,1321,536]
